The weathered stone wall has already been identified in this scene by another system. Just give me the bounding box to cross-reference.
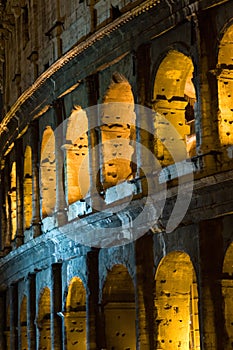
[0,0,143,110]
[0,0,233,349]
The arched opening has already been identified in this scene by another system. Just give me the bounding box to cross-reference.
[65,277,86,349]
[4,178,11,248]
[153,50,196,165]
[222,243,233,347]
[23,146,32,230]
[102,264,136,349]
[63,106,89,205]
[154,251,200,349]
[40,126,56,218]
[10,162,17,240]
[38,287,51,350]
[217,24,233,147]
[101,72,136,189]
[20,296,27,350]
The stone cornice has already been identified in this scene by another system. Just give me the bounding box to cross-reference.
[1,165,233,287]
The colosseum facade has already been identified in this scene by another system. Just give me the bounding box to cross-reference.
[0,0,233,349]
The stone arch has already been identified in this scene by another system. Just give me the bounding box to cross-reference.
[10,162,17,240]
[38,287,51,350]
[222,242,233,348]
[65,276,86,349]
[20,296,28,350]
[23,146,32,230]
[102,264,136,349]
[153,50,196,164]
[63,106,89,205]
[154,251,200,349]
[100,72,136,189]
[217,24,233,147]
[40,126,56,218]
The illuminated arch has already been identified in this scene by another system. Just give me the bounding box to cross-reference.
[102,264,136,349]
[40,126,56,218]
[222,243,233,347]
[154,251,200,349]
[3,183,10,248]
[101,72,136,189]
[153,50,196,164]
[20,296,28,350]
[65,277,86,349]
[217,24,233,146]
[23,146,32,230]
[38,287,51,350]
[223,243,233,275]
[64,106,89,204]
[10,162,17,240]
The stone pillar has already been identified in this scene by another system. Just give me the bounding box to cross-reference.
[47,0,63,60]
[53,99,67,226]
[221,277,233,349]
[0,165,11,253]
[51,263,63,350]
[88,0,97,33]
[195,13,221,170]
[28,0,39,81]
[199,219,227,350]
[15,138,24,247]
[11,9,21,97]
[136,44,165,197]
[28,273,37,349]
[86,249,100,350]
[136,40,154,160]
[135,234,155,350]
[86,74,102,211]
[30,0,39,53]
[30,120,41,238]
[136,43,151,108]
[0,291,6,349]
[9,283,18,350]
